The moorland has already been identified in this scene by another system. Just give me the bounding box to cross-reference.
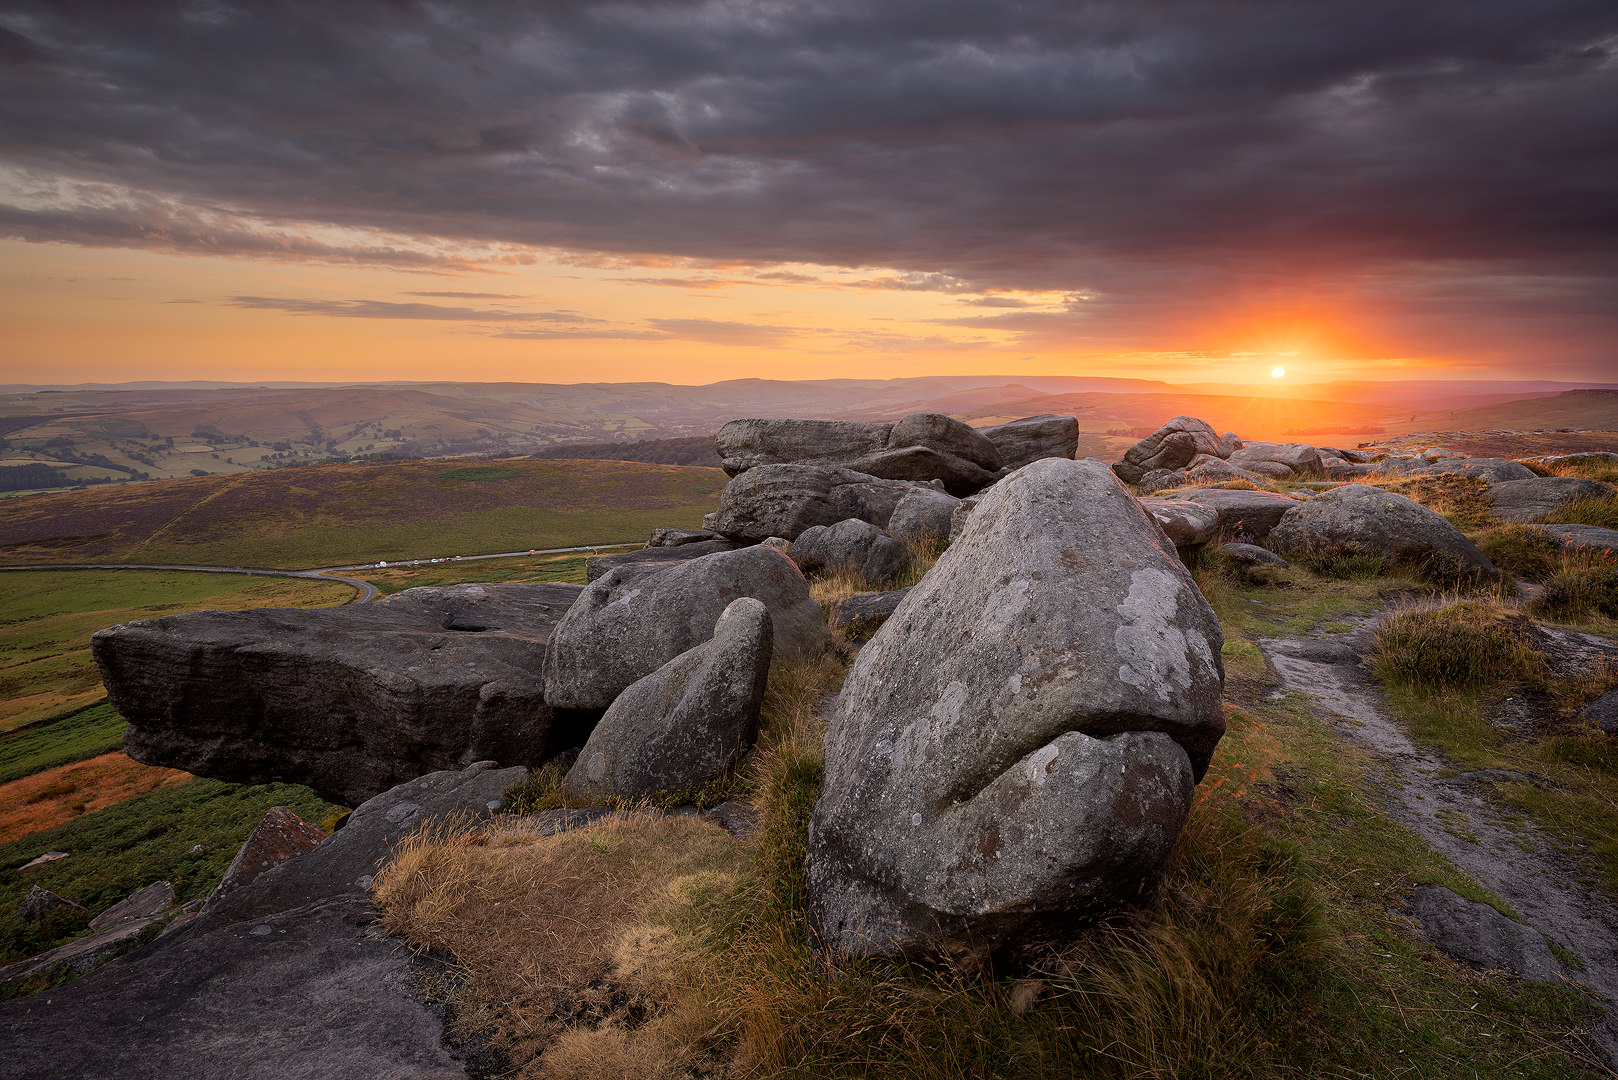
[1,380,1617,1077]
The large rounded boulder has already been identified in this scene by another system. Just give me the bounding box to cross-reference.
[1268,484,1498,578]
[542,545,828,710]
[563,597,773,801]
[808,457,1225,962]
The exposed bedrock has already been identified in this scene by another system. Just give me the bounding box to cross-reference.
[93,583,583,806]
[1269,485,1498,578]
[563,597,773,801]
[978,414,1080,470]
[1111,416,1240,484]
[886,488,961,543]
[789,518,912,586]
[808,457,1225,962]
[708,463,936,541]
[542,544,828,710]
[1487,476,1614,523]
[1177,488,1305,541]
[716,413,1004,495]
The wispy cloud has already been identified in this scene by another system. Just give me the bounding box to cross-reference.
[228,296,595,323]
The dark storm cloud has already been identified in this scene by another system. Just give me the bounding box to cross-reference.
[2,1,1616,363]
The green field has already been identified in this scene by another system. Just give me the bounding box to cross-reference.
[0,570,353,730]
[0,456,726,569]
[0,701,126,785]
[0,778,343,976]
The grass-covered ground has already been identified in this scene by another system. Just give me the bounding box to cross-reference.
[0,701,125,785]
[0,456,725,568]
[0,778,343,984]
[359,547,623,595]
[0,569,352,731]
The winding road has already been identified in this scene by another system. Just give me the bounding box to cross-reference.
[0,542,638,604]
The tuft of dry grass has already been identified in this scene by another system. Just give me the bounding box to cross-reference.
[1540,492,1618,531]
[1532,552,1618,621]
[373,812,745,1077]
[1528,456,1618,486]
[1372,599,1545,693]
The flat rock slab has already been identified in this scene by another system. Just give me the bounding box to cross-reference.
[1407,885,1563,981]
[979,415,1079,469]
[89,881,175,933]
[1177,488,1304,541]
[829,587,913,631]
[1220,542,1289,569]
[1488,476,1614,523]
[1529,523,1618,553]
[0,764,528,1079]
[95,583,581,806]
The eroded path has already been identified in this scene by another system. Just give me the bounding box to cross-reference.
[1258,616,1618,1065]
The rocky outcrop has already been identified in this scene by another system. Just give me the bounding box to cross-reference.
[563,598,772,801]
[1112,417,1239,483]
[542,545,828,710]
[808,457,1224,961]
[1529,523,1618,553]
[1581,690,1618,736]
[1228,441,1323,477]
[585,537,741,581]
[210,807,326,902]
[716,413,1003,495]
[1407,886,1562,981]
[708,463,933,541]
[1487,476,1613,523]
[646,527,724,547]
[1220,542,1290,569]
[21,886,85,921]
[1268,485,1497,578]
[978,414,1079,469]
[829,587,913,632]
[1140,498,1220,550]
[789,518,911,585]
[0,763,526,1080]
[94,583,582,806]
[886,488,960,543]
[1178,488,1305,541]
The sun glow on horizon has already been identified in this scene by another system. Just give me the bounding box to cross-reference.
[1270,365,1286,378]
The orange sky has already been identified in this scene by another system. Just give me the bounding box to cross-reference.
[0,237,1515,388]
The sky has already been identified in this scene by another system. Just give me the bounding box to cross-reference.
[1,0,1615,388]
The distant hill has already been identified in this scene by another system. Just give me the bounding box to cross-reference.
[531,437,722,468]
[1387,389,1618,434]
[0,457,725,569]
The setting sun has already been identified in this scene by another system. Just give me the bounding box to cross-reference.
[1270,366,1286,378]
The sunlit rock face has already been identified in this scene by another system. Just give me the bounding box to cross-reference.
[808,457,1225,963]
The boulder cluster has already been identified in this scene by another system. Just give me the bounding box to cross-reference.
[84,409,1607,969]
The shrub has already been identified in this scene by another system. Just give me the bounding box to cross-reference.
[1477,525,1562,582]
[1372,601,1544,693]
[1287,541,1386,581]
[1532,558,1618,621]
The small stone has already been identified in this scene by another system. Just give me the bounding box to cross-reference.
[21,886,86,922]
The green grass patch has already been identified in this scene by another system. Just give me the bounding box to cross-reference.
[0,700,125,784]
[0,777,343,968]
[1541,493,1618,530]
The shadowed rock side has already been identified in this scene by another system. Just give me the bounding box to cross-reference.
[1268,485,1498,578]
[789,517,912,586]
[808,458,1224,962]
[978,414,1079,470]
[563,597,773,800]
[0,763,526,1080]
[708,463,936,541]
[542,544,828,710]
[93,583,584,806]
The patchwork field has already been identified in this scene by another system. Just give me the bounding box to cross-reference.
[0,457,725,568]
